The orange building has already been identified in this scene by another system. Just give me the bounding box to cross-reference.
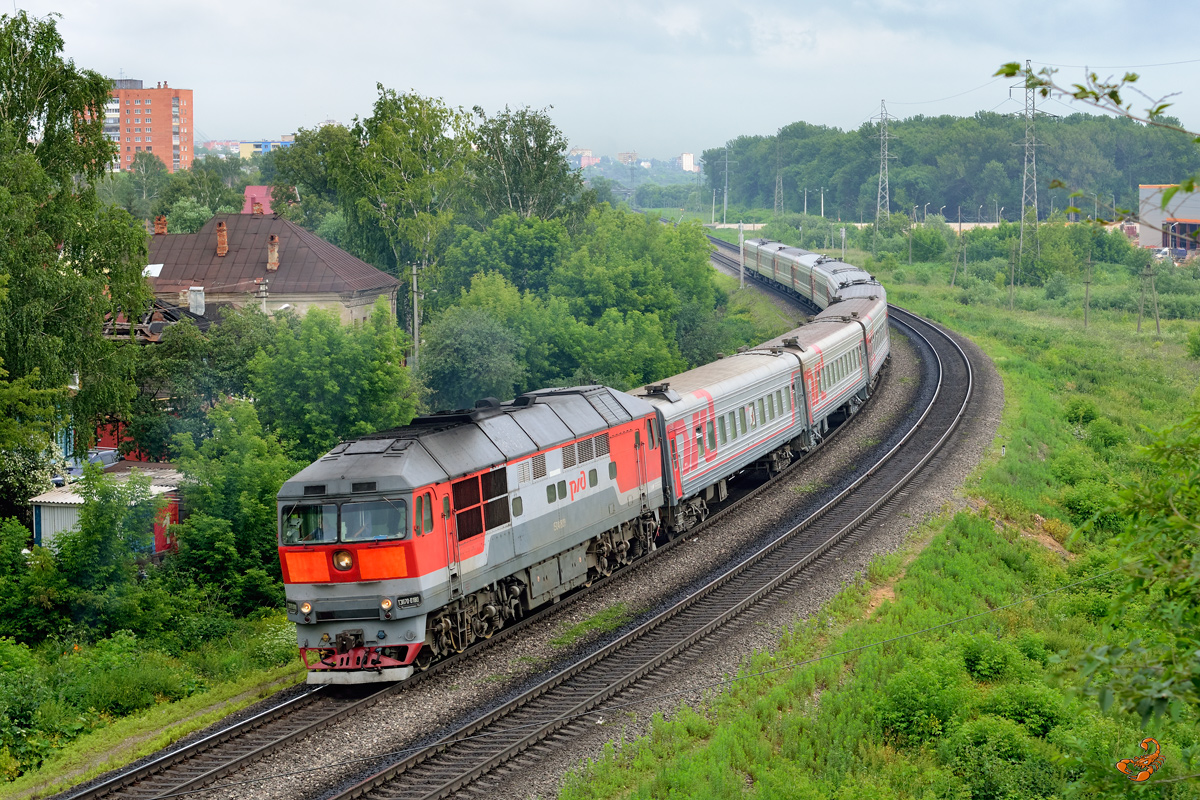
[105,78,195,173]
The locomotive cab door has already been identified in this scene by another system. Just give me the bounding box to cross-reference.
[440,493,462,599]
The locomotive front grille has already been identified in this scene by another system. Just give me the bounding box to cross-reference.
[315,608,382,622]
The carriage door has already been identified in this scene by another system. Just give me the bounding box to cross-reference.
[440,489,463,599]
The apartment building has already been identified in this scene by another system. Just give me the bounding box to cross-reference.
[105,78,195,173]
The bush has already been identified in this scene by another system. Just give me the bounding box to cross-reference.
[1062,397,1098,426]
[961,633,1017,681]
[942,715,1063,799]
[982,682,1066,736]
[1085,417,1126,451]
[1049,448,1097,486]
[1044,271,1069,300]
[878,660,969,744]
[1187,328,1200,359]
[1060,480,1121,532]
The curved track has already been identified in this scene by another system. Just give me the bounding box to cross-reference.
[325,303,972,800]
[67,238,970,800]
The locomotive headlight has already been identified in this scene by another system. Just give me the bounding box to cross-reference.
[299,601,313,615]
[333,550,353,571]
[380,597,393,611]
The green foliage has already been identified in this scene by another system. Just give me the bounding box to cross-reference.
[0,12,152,461]
[1085,416,1127,452]
[1044,271,1069,299]
[471,104,587,221]
[1064,396,1099,426]
[1076,409,1200,722]
[982,682,1066,736]
[164,196,213,233]
[878,661,968,743]
[1186,328,1200,359]
[171,400,302,585]
[960,632,1017,681]
[941,715,1062,800]
[249,298,417,460]
[418,306,525,410]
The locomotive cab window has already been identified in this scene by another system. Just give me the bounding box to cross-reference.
[282,503,337,545]
[646,418,658,449]
[341,499,408,542]
[422,492,434,533]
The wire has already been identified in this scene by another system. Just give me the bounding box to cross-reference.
[889,78,1005,106]
[148,565,1125,799]
[1036,58,1200,70]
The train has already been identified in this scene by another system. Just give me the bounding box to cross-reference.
[276,239,890,683]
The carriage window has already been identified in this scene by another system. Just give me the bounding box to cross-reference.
[706,420,716,450]
[512,496,524,517]
[557,480,567,499]
[757,398,765,424]
[767,395,775,420]
[589,468,598,487]
[341,499,408,542]
[282,503,337,545]
[729,412,739,439]
[777,390,785,414]
[718,416,727,445]
[547,484,557,503]
[695,426,705,453]
[610,461,618,480]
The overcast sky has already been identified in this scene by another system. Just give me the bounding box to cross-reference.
[29,1,1200,159]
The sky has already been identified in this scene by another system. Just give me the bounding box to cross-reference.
[26,1,1200,160]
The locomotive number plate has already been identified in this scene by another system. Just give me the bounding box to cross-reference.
[396,594,421,609]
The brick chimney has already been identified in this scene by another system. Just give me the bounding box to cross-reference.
[153,215,167,235]
[267,234,279,271]
[252,200,264,216]
[216,221,228,257]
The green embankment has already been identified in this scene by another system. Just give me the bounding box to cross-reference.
[558,262,1200,798]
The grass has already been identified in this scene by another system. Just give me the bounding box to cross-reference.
[0,662,304,800]
[712,272,798,342]
[551,605,634,649]
[554,259,1200,798]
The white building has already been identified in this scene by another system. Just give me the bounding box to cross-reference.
[680,153,699,173]
[1139,184,1199,254]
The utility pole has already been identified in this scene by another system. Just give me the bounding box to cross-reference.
[820,187,825,218]
[773,136,784,219]
[411,263,420,371]
[840,226,846,260]
[738,221,745,289]
[908,219,913,265]
[1008,239,1017,311]
[1083,247,1092,330]
[874,100,893,225]
[1151,263,1161,336]
[1137,263,1146,333]
[950,242,961,287]
[711,189,716,225]
[721,145,737,225]
[804,187,807,215]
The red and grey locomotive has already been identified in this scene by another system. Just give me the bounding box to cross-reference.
[277,242,889,683]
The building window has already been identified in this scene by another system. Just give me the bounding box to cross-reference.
[144,99,151,105]
[134,136,140,142]
[146,146,152,152]
[135,146,141,151]
[134,127,140,132]
[134,99,140,104]
[126,154,132,160]
[125,99,130,104]
[134,118,140,123]
[145,136,151,142]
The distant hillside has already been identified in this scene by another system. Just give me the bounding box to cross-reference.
[701,112,1200,221]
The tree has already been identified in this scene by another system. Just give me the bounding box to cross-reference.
[249,297,418,461]
[126,151,169,219]
[171,400,302,600]
[340,88,472,359]
[419,306,525,410]
[437,213,569,304]
[165,196,213,234]
[0,11,152,458]
[471,105,587,221]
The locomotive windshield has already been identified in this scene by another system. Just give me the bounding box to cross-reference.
[280,499,409,545]
[282,504,337,545]
[342,499,408,542]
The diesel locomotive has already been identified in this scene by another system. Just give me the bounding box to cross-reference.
[277,240,890,683]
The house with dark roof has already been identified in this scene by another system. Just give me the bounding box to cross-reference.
[148,212,400,324]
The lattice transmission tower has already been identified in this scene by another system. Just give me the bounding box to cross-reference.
[874,100,894,223]
[1017,59,1041,268]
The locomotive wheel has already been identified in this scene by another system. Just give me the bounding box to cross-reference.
[413,647,434,672]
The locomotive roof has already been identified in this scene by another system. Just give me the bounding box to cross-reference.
[278,386,654,500]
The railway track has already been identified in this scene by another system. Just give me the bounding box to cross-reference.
[62,246,882,800]
[323,305,973,799]
[66,239,967,800]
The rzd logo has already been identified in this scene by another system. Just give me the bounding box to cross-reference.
[568,470,588,501]
[1115,738,1163,782]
